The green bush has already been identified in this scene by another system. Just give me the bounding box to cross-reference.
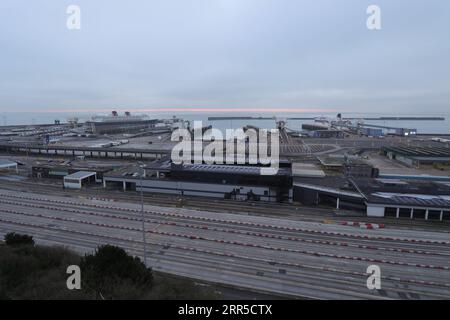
[80,245,153,299]
[0,243,84,299]
[4,233,35,246]
[0,236,219,300]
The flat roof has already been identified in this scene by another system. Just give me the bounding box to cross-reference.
[144,159,172,171]
[0,160,17,168]
[378,174,450,182]
[64,171,96,180]
[174,163,291,176]
[353,178,450,208]
[294,182,364,198]
[292,163,325,178]
[294,176,450,208]
[293,176,363,198]
[376,179,409,185]
[317,155,368,167]
[384,146,450,158]
[371,192,450,208]
[32,163,113,172]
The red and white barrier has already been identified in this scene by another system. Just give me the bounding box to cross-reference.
[341,221,385,229]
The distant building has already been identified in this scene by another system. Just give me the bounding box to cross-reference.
[357,178,450,221]
[308,130,344,139]
[293,177,365,211]
[392,128,417,137]
[383,146,450,168]
[318,155,378,178]
[0,160,18,173]
[360,127,383,137]
[344,161,379,178]
[63,171,97,189]
[32,161,113,182]
[293,176,450,221]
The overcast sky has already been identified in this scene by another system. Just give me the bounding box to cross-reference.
[0,0,449,115]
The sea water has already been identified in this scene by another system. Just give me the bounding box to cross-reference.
[1,111,449,134]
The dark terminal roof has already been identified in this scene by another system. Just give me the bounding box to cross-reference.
[384,146,450,158]
[353,178,450,209]
[173,163,291,176]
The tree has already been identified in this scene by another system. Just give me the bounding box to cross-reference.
[0,240,85,299]
[0,235,219,300]
[4,232,35,246]
[80,245,153,299]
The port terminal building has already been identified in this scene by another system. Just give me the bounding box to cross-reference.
[28,153,449,220]
[99,155,450,220]
[359,179,450,221]
[103,160,293,202]
[293,176,450,221]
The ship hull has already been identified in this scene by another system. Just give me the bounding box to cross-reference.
[86,119,159,134]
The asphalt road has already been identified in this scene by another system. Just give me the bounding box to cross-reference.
[0,188,449,300]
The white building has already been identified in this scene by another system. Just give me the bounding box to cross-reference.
[0,160,18,173]
[63,171,97,189]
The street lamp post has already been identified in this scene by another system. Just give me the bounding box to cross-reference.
[139,164,147,266]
